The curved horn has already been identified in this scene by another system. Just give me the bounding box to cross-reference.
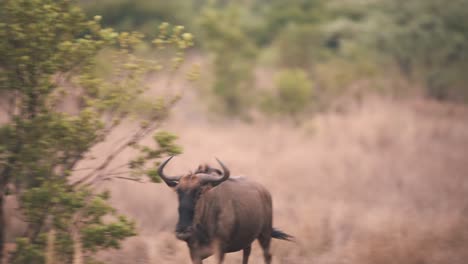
[157,156,181,187]
[198,158,230,186]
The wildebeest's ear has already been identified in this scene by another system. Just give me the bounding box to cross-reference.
[196,164,210,174]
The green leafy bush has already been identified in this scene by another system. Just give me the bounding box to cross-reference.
[264,69,315,117]
[198,4,258,115]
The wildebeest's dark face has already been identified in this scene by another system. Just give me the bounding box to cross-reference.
[157,157,231,241]
[174,175,209,241]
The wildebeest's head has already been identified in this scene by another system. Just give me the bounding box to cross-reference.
[157,156,230,241]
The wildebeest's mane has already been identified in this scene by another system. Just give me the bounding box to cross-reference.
[195,164,223,175]
[195,165,245,182]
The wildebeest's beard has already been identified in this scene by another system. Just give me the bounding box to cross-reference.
[175,188,200,241]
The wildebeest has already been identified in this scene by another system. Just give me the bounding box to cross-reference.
[158,156,293,264]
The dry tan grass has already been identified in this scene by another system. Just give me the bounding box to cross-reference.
[92,94,468,264]
[3,64,468,263]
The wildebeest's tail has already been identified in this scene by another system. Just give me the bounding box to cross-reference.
[272,228,294,241]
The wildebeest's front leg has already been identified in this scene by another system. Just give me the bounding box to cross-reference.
[242,245,252,264]
[189,248,203,264]
[213,239,225,264]
[216,252,225,264]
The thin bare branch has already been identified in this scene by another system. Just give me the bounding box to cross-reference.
[115,176,149,183]
[71,121,161,187]
[102,175,148,183]
[100,171,132,177]
[71,167,97,172]
[106,163,129,174]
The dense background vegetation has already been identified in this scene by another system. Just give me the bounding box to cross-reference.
[83,0,468,115]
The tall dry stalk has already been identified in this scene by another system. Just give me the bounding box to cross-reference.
[72,230,83,264]
[46,229,55,264]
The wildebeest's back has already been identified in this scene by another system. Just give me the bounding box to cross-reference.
[197,178,273,252]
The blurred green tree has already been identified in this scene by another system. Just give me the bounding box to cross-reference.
[275,23,323,70]
[0,0,192,263]
[82,0,468,109]
[198,3,257,115]
[257,0,325,46]
[376,0,468,101]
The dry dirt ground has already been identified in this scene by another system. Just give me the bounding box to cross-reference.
[4,71,468,263]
